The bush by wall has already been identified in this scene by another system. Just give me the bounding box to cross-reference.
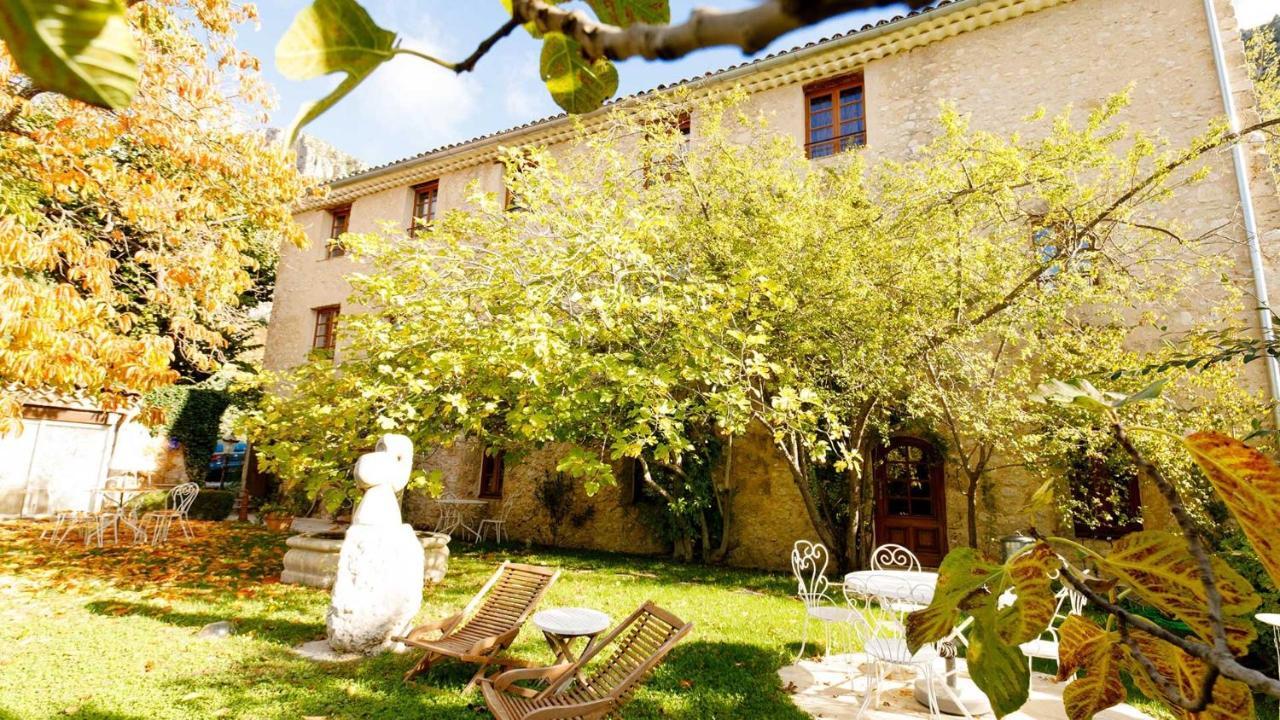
[145,386,232,481]
[136,488,237,521]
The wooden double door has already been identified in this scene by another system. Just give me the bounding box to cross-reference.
[872,437,948,568]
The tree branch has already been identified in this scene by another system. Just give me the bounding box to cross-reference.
[1118,617,1218,712]
[508,0,934,62]
[1109,419,1231,656]
[1058,565,1280,697]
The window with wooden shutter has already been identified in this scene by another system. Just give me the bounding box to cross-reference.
[410,181,439,230]
[325,206,350,259]
[804,74,866,159]
[479,450,505,499]
[312,305,340,354]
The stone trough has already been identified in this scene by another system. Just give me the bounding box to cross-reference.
[281,529,450,589]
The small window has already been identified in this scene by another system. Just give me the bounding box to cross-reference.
[479,450,505,499]
[502,149,538,212]
[804,74,866,159]
[411,181,439,230]
[1069,443,1143,540]
[643,113,692,186]
[312,305,340,353]
[326,206,350,259]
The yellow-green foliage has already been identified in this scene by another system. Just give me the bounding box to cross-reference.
[244,92,1263,536]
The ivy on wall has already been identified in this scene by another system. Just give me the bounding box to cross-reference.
[144,386,232,481]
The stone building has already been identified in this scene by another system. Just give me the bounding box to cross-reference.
[263,0,1280,569]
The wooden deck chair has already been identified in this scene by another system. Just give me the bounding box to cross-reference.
[479,601,693,720]
[397,562,560,692]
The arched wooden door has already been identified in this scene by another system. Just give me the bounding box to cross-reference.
[872,437,948,567]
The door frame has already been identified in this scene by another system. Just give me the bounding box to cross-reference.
[871,435,948,566]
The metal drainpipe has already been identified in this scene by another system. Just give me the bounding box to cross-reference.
[1203,0,1280,428]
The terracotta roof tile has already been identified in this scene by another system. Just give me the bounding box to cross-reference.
[328,0,956,185]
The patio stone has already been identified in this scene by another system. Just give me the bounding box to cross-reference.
[779,654,1155,719]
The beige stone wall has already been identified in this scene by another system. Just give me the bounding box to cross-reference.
[263,0,1279,569]
[402,440,668,556]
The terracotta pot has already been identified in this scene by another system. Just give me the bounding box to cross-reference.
[263,513,293,532]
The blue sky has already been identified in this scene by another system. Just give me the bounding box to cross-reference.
[237,0,1279,167]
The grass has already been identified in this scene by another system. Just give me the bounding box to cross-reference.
[0,520,812,720]
[0,520,1236,720]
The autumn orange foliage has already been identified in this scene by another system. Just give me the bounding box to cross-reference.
[0,0,311,429]
[0,520,287,601]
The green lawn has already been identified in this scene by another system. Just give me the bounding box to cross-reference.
[0,521,813,720]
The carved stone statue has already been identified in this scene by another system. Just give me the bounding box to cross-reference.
[326,434,425,654]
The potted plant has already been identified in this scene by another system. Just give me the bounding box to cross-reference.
[258,500,294,531]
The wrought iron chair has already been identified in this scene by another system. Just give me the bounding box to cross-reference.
[397,562,560,693]
[432,489,460,534]
[843,576,970,719]
[479,601,693,720]
[140,482,199,545]
[1018,570,1088,678]
[473,492,517,544]
[869,543,923,572]
[791,540,856,661]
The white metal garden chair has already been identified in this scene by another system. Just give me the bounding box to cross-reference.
[791,540,856,661]
[843,576,971,720]
[869,543,923,572]
[432,489,461,534]
[140,482,199,545]
[1018,570,1087,678]
[473,492,516,543]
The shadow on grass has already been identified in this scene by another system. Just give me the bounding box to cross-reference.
[454,542,797,598]
[83,599,323,646]
[156,639,809,720]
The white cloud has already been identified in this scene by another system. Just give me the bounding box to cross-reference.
[1233,0,1279,29]
[342,6,481,154]
[503,48,555,120]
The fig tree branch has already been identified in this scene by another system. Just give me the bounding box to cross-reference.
[504,0,934,62]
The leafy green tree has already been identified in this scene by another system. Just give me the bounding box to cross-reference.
[246,93,1265,568]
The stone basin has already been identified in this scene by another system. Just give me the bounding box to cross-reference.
[281,529,449,589]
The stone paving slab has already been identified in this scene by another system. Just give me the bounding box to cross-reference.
[780,654,1154,720]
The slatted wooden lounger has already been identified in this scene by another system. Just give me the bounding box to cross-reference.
[479,601,693,720]
[397,562,560,692]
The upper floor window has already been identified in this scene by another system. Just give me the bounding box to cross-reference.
[411,181,439,230]
[479,450,505,499]
[312,305,340,354]
[805,74,866,159]
[326,205,350,259]
[503,149,538,212]
[1068,442,1143,540]
[643,112,692,186]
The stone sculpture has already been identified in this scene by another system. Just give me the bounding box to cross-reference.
[325,434,425,654]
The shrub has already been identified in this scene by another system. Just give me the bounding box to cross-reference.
[133,488,237,521]
[188,490,237,521]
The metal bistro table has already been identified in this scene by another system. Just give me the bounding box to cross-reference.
[532,607,612,685]
[84,486,152,545]
[434,498,491,541]
[844,570,991,717]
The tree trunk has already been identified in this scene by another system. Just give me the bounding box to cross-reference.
[966,473,979,549]
[710,437,735,564]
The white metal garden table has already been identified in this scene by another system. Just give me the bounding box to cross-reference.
[532,607,612,685]
[844,569,990,717]
[434,498,491,540]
